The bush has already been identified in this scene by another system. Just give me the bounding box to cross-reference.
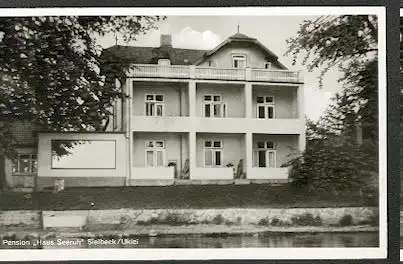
[291,213,322,226]
[136,213,188,226]
[224,219,234,226]
[136,217,159,226]
[165,213,187,226]
[212,214,225,225]
[338,214,354,226]
[270,217,283,226]
[288,137,378,193]
[258,218,269,226]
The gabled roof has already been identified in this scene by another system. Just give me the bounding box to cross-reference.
[101,45,207,65]
[195,32,287,70]
[102,33,288,70]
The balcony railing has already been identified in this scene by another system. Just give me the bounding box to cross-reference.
[129,64,302,83]
[131,116,305,134]
[195,67,245,81]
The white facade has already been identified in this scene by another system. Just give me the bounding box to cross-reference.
[120,33,305,184]
[29,33,305,189]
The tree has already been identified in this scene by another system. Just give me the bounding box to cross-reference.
[0,16,162,158]
[286,15,379,192]
[286,15,378,139]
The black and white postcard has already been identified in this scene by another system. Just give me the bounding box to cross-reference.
[0,6,386,261]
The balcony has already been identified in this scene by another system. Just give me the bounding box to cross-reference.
[247,167,289,180]
[191,167,234,180]
[128,64,302,83]
[131,166,175,180]
[131,116,305,134]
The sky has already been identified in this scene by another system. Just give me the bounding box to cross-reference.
[100,16,344,121]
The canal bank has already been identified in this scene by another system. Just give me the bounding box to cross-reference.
[0,206,378,234]
[0,206,379,248]
[1,224,378,239]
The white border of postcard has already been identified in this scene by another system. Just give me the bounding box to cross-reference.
[0,6,387,261]
[400,10,403,263]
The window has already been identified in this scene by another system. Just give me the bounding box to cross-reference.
[203,95,227,118]
[264,62,272,69]
[254,141,276,168]
[145,94,164,117]
[145,140,165,167]
[13,154,37,174]
[232,54,246,68]
[204,140,222,167]
[256,96,275,119]
[208,61,216,67]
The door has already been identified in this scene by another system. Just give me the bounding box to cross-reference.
[257,150,276,168]
[266,150,276,168]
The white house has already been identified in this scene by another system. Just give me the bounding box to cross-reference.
[1,32,305,191]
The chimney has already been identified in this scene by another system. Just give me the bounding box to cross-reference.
[160,34,172,48]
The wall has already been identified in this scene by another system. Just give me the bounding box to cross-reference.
[0,210,41,229]
[196,83,245,118]
[41,207,377,227]
[4,147,36,189]
[252,134,298,167]
[198,42,283,69]
[132,132,188,172]
[196,133,244,168]
[132,81,188,117]
[252,85,298,119]
[37,133,127,179]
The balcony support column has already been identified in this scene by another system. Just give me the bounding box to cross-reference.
[189,80,196,117]
[245,83,252,118]
[126,78,134,186]
[189,131,197,179]
[245,132,253,179]
[297,84,304,119]
[297,84,306,152]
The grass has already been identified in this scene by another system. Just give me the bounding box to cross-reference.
[0,184,377,211]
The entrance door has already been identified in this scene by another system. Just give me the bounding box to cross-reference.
[266,150,276,168]
[258,150,266,167]
[257,150,276,168]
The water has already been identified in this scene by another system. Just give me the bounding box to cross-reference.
[1,232,378,249]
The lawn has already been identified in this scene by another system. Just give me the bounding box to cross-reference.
[0,184,377,211]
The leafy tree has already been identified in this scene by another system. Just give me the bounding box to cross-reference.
[0,16,162,158]
[286,15,378,139]
[286,15,379,192]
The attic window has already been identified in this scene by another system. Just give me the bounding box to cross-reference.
[264,62,272,69]
[158,59,171,66]
[232,54,246,68]
[208,61,216,67]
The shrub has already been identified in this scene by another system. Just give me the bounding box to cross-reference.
[287,133,378,193]
[212,214,225,225]
[165,213,187,226]
[270,217,282,226]
[291,213,322,226]
[258,218,269,226]
[224,219,234,226]
[338,214,354,226]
